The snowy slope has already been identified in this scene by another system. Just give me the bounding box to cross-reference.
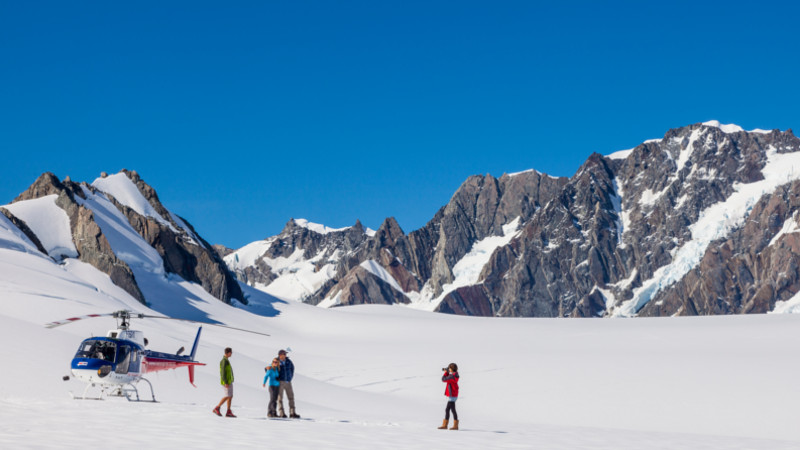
[91,173,203,246]
[1,246,799,448]
[92,173,178,232]
[2,195,77,259]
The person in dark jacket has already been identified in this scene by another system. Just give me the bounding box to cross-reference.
[276,349,300,418]
[438,362,459,430]
[262,358,281,417]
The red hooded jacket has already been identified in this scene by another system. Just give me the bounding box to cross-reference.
[442,371,459,397]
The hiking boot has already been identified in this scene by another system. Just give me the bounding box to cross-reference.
[267,412,276,418]
[226,410,237,418]
[290,413,301,419]
[212,407,222,416]
[279,413,287,418]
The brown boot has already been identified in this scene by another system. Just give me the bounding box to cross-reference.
[437,419,448,429]
[450,419,459,430]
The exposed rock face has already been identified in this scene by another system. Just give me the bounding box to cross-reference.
[469,124,800,317]
[11,173,146,303]
[425,171,567,297]
[212,244,234,259]
[639,180,800,316]
[7,170,244,306]
[228,122,800,318]
[325,266,410,306]
[105,170,244,304]
[463,154,624,317]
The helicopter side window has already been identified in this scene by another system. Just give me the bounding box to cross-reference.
[116,345,131,374]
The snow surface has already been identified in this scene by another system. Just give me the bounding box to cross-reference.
[702,120,772,134]
[359,259,405,293]
[76,186,165,274]
[293,218,376,237]
[769,212,800,247]
[615,145,800,316]
[254,248,338,302]
[92,173,178,232]
[0,211,44,256]
[772,290,800,314]
[606,149,633,160]
[2,195,77,259]
[224,238,277,271]
[1,241,800,448]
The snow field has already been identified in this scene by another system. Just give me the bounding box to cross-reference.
[1,248,800,448]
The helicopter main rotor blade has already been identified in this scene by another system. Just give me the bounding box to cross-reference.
[45,313,115,329]
[45,309,270,337]
[137,314,271,337]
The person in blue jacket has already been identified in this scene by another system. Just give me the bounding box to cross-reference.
[276,349,300,418]
[262,357,281,418]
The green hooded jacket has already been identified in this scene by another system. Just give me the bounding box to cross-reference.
[220,356,234,385]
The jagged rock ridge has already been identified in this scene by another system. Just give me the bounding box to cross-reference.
[226,121,800,318]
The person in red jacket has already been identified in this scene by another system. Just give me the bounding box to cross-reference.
[438,363,459,430]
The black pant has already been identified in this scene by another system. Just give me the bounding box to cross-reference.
[268,385,279,415]
[445,401,458,421]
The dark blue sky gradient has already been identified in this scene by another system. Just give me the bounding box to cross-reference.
[2,1,799,247]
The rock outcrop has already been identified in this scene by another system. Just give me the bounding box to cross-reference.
[11,173,146,303]
[103,170,244,304]
[226,122,800,318]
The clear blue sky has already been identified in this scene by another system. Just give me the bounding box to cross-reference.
[2,1,799,248]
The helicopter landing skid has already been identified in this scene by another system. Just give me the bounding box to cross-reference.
[120,378,157,403]
[70,379,157,402]
[70,383,105,400]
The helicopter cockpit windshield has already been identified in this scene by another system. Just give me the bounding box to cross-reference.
[75,340,116,362]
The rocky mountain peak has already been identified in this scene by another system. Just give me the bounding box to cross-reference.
[13,172,80,203]
[223,121,800,318]
[376,217,404,241]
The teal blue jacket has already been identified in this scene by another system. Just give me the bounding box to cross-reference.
[263,367,280,387]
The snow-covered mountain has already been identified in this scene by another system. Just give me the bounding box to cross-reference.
[3,121,800,318]
[225,121,800,317]
[1,170,243,318]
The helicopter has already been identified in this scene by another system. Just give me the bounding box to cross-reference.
[46,310,269,402]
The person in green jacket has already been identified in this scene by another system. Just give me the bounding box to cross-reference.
[213,347,236,417]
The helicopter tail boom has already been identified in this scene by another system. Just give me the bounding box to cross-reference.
[190,326,202,361]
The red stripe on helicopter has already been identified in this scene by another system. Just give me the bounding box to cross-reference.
[143,357,205,374]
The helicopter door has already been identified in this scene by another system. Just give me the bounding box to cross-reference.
[128,350,141,374]
[115,345,132,374]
